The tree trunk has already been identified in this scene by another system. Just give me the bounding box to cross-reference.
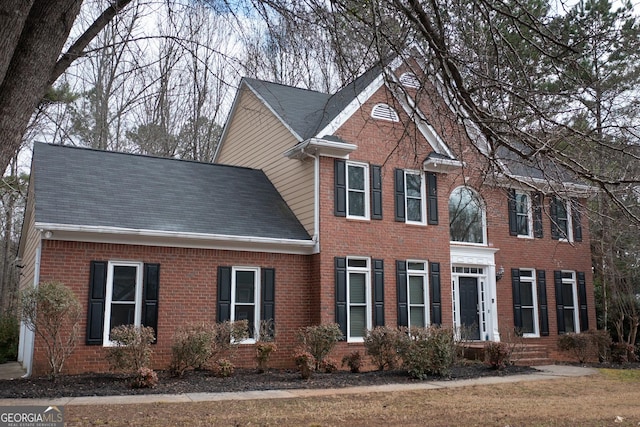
[0,0,35,85]
[0,0,83,175]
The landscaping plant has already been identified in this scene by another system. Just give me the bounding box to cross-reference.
[296,323,342,370]
[364,326,407,370]
[21,281,82,378]
[106,324,155,373]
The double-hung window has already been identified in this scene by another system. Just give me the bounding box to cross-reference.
[517,269,539,336]
[104,261,143,345]
[514,192,532,237]
[347,257,371,341]
[231,267,260,341]
[555,199,572,241]
[405,171,426,224]
[347,162,369,219]
[560,271,579,333]
[407,261,429,328]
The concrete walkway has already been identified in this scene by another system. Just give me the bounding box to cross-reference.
[0,363,598,407]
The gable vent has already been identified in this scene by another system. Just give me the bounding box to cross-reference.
[400,72,421,89]
[371,103,400,122]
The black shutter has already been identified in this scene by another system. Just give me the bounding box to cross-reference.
[373,259,384,326]
[572,200,583,242]
[550,197,560,240]
[577,272,589,331]
[371,165,383,220]
[143,263,160,344]
[537,270,549,336]
[217,266,232,322]
[430,262,442,325]
[533,192,544,238]
[86,261,107,345]
[396,260,408,327]
[394,168,405,221]
[261,268,276,338]
[508,189,518,236]
[427,172,438,225]
[511,269,522,329]
[554,270,565,334]
[335,257,347,338]
[335,160,346,217]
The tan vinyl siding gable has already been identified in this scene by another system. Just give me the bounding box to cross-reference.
[217,88,315,236]
[18,178,40,292]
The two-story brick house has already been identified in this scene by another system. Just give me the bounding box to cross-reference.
[17,57,595,376]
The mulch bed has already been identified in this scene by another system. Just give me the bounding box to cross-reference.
[0,363,536,399]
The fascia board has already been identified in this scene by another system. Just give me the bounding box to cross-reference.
[35,222,318,255]
[491,173,597,198]
[283,138,358,160]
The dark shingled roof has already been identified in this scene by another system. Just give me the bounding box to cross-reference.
[243,64,382,142]
[32,142,311,241]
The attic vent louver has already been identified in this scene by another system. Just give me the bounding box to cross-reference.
[400,72,421,89]
[371,103,399,122]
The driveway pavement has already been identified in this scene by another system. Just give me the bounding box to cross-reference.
[0,363,598,407]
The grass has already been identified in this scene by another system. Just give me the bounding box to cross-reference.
[64,371,640,426]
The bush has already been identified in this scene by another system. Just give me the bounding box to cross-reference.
[611,342,637,364]
[0,313,19,363]
[21,282,82,377]
[585,330,612,362]
[320,357,339,373]
[364,326,407,371]
[106,325,155,373]
[400,326,457,379]
[131,367,158,389]
[484,342,511,370]
[342,351,362,373]
[297,323,342,370]
[212,358,235,377]
[557,331,612,364]
[293,350,315,379]
[170,320,248,377]
[255,342,277,373]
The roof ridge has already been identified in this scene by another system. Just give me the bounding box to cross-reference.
[35,142,260,173]
[242,77,329,96]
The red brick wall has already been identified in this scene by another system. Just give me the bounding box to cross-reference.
[33,241,313,376]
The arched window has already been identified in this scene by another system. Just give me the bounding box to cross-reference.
[449,187,486,244]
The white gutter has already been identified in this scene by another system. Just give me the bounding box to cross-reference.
[283,138,357,160]
[36,223,316,255]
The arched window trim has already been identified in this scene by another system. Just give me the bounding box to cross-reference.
[371,103,400,122]
[448,186,487,246]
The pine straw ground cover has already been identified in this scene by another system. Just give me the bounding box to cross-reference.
[62,370,640,427]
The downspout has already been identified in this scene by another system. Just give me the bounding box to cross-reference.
[301,148,320,252]
[19,238,41,378]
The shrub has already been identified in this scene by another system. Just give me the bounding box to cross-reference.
[297,323,342,370]
[106,325,155,373]
[364,326,407,371]
[212,358,235,377]
[557,333,590,363]
[21,282,82,377]
[342,351,362,373]
[170,320,248,377]
[0,313,19,363]
[293,350,315,379]
[320,357,339,373]
[131,367,158,389]
[255,342,277,373]
[484,342,511,370]
[611,342,637,364]
[400,326,457,379]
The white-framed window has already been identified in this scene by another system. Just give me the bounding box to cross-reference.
[404,170,426,225]
[103,261,144,346]
[449,186,486,244]
[231,266,261,342]
[347,257,371,342]
[518,269,539,337]
[346,162,370,219]
[560,271,580,333]
[515,191,533,238]
[371,103,400,122]
[407,261,429,328]
[554,198,573,242]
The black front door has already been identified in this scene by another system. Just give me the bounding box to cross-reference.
[459,277,480,340]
